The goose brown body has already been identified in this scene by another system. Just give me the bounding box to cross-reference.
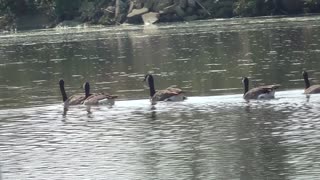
[66,94,87,105]
[84,93,117,105]
[59,79,86,106]
[243,85,280,100]
[144,74,186,104]
[304,85,320,94]
[242,77,280,100]
[303,71,320,94]
[151,87,185,102]
[82,82,117,105]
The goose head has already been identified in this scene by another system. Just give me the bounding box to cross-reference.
[143,74,156,97]
[59,79,68,102]
[59,79,65,87]
[302,71,308,79]
[144,74,153,86]
[302,71,310,89]
[242,77,249,95]
[82,82,90,98]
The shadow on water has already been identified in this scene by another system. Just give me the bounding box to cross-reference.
[237,104,291,179]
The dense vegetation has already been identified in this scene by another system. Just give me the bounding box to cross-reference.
[1,0,320,30]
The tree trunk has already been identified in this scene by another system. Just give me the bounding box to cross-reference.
[115,0,120,19]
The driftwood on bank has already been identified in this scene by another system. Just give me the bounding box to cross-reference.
[127,7,149,18]
[142,12,160,25]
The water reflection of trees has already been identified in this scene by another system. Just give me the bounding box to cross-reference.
[130,105,291,179]
[237,104,291,179]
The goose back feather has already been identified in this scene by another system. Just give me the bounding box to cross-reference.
[82,82,117,105]
[242,77,279,100]
[305,85,320,94]
[59,79,86,106]
[84,93,118,105]
[151,87,185,102]
[144,74,186,104]
[303,71,320,94]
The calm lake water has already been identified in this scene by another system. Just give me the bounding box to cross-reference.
[1,16,320,179]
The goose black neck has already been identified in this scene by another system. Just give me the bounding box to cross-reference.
[148,75,156,97]
[243,77,249,95]
[85,82,90,98]
[303,71,310,89]
[59,80,68,102]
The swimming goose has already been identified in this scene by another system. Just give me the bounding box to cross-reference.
[82,82,118,105]
[302,71,320,94]
[59,79,86,107]
[144,74,186,105]
[242,77,280,100]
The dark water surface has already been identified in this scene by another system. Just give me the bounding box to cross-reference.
[1,16,320,179]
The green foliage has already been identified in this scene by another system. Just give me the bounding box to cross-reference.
[34,0,55,15]
[202,0,234,18]
[78,0,120,25]
[304,0,320,13]
[2,0,320,29]
[55,0,82,20]
[0,0,26,16]
[233,0,275,16]
[79,0,96,21]
[0,0,55,16]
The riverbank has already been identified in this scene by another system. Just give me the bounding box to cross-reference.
[1,0,320,31]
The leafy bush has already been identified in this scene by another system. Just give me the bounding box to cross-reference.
[55,0,82,20]
[233,0,274,16]
[304,0,320,13]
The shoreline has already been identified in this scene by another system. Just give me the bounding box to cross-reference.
[1,13,320,33]
[1,0,320,32]
[1,14,320,36]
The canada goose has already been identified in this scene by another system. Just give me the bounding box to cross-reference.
[242,77,280,100]
[59,79,86,107]
[82,82,117,105]
[302,71,320,94]
[144,74,186,105]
